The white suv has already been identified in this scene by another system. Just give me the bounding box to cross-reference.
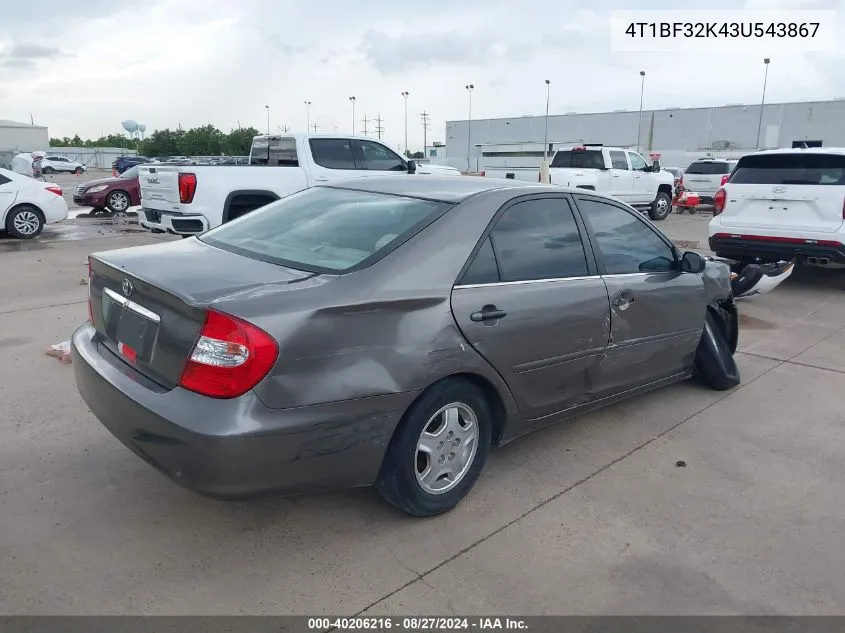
[708,148,845,267]
[40,156,86,175]
[682,158,737,204]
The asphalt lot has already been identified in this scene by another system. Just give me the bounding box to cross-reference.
[2,211,845,615]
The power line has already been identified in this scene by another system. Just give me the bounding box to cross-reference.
[375,114,384,140]
[361,114,371,137]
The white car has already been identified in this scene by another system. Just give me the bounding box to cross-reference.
[0,167,69,238]
[708,147,845,268]
[40,155,86,175]
[681,158,738,204]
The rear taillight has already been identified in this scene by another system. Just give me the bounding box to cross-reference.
[178,173,197,204]
[479,171,485,177]
[179,309,278,399]
[713,188,727,216]
[720,174,730,186]
[46,185,63,196]
[87,257,93,323]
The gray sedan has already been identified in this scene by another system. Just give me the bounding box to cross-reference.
[72,176,739,516]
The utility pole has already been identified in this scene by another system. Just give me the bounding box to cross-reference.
[278,125,290,133]
[420,111,430,156]
[311,122,319,133]
[361,115,370,137]
[375,114,384,140]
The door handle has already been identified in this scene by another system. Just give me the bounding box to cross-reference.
[313,177,329,182]
[470,305,507,322]
[612,296,635,310]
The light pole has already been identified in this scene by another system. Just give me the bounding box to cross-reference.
[304,100,311,131]
[755,58,771,150]
[540,79,551,183]
[265,105,270,135]
[637,70,645,153]
[401,91,409,156]
[465,84,474,173]
[349,96,356,134]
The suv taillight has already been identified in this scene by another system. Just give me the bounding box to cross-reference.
[720,174,730,186]
[178,173,197,204]
[179,310,278,399]
[713,188,727,216]
[87,257,94,323]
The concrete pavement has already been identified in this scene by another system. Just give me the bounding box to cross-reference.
[1,215,845,615]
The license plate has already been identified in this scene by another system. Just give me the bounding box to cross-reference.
[102,288,160,363]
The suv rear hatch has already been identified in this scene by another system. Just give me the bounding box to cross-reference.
[138,165,183,212]
[719,153,845,234]
[683,161,734,196]
[88,238,316,389]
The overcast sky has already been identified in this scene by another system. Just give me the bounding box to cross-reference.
[1,0,843,151]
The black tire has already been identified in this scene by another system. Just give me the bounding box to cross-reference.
[74,166,84,175]
[693,310,740,391]
[106,190,131,213]
[42,166,54,175]
[649,191,672,221]
[376,378,492,517]
[5,205,45,239]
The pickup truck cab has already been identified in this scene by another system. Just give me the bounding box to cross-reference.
[138,134,460,237]
[548,145,674,220]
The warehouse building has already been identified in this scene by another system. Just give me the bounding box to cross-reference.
[440,98,845,176]
[0,119,49,169]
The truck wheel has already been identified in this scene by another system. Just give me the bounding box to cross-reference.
[649,192,671,221]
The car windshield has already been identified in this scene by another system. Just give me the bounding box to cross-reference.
[120,166,140,179]
[200,187,451,273]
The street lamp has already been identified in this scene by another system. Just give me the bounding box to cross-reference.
[401,91,409,156]
[265,105,270,135]
[540,79,551,183]
[304,100,312,131]
[637,70,646,153]
[465,84,474,173]
[349,96,356,134]
[756,58,771,149]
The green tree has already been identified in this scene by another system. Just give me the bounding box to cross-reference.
[224,126,260,156]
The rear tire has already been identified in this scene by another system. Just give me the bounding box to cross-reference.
[5,205,45,239]
[376,378,492,517]
[42,166,54,175]
[693,310,740,391]
[649,191,671,221]
[74,167,84,175]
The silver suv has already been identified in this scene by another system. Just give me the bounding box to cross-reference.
[682,159,737,204]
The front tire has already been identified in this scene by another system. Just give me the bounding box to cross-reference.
[649,191,671,221]
[74,167,84,175]
[5,205,45,239]
[376,378,492,517]
[106,190,130,213]
[42,166,54,175]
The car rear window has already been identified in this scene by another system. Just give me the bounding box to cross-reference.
[729,153,845,185]
[250,137,299,166]
[200,187,451,273]
[686,161,732,175]
[551,149,605,170]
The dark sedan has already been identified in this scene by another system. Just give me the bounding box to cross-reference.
[73,165,141,213]
[72,176,740,516]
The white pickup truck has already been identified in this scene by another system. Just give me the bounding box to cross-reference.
[138,134,461,236]
[548,145,675,221]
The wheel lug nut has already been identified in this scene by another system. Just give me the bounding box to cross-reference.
[438,455,446,464]
[447,431,453,439]
[449,452,455,461]
[453,439,460,447]
[437,441,444,450]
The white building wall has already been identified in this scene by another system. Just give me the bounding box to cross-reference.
[0,123,49,152]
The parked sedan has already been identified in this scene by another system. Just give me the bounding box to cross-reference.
[72,177,739,516]
[73,165,141,214]
[0,167,69,238]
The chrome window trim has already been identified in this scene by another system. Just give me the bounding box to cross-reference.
[453,271,680,290]
[103,287,162,323]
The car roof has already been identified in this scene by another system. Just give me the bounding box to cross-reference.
[318,175,555,203]
[747,147,845,157]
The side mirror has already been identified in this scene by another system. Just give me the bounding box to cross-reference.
[407,160,416,174]
[652,160,660,172]
[681,251,706,273]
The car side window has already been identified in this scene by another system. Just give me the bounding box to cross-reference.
[609,151,629,170]
[628,152,649,171]
[309,138,357,170]
[358,140,406,171]
[576,197,676,274]
[460,237,500,285]
[489,197,589,282]
[0,174,11,185]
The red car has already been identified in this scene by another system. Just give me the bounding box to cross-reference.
[72,165,141,214]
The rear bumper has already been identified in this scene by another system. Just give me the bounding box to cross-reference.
[71,322,414,499]
[139,207,210,235]
[709,233,845,263]
[42,195,69,224]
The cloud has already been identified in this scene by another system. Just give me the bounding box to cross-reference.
[0,42,63,69]
[360,29,494,74]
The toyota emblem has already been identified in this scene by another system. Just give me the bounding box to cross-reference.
[121,279,134,297]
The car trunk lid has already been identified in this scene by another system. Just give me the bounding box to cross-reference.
[88,238,317,389]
